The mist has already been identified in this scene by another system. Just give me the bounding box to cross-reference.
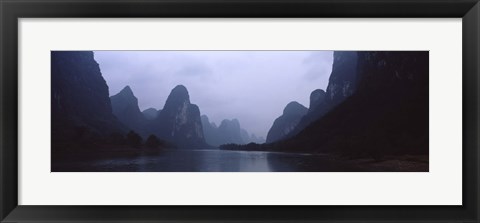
[94,51,334,138]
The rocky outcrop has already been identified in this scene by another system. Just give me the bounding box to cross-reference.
[51,51,125,143]
[325,51,358,106]
[355,51,428,92]
[110,86,147,135]
[142,108,159,120]
[266,101,308,143]
[151,85,206,148]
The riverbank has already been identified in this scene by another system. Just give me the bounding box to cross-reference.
[335,154,428,172]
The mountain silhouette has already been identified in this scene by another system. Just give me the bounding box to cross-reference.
[279,51,429,157]
[266,101,308,143]
[51,51,125,145]
[201,115,263,146]
[287,51,358,138]
[142,108,159,120]
[150,85,208,148]
[110,86,147,135]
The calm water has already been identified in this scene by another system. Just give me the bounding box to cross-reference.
[53,149,367,172]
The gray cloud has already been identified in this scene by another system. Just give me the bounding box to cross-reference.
[175,63,212,77]
[303,51,334,81]
[94,51,333,138]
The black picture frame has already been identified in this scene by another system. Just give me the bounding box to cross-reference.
[1,0,479,222]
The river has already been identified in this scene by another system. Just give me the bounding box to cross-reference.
[52,149,372,172]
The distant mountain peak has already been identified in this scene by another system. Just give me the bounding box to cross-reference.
[151,85,206,148]
[171,85,189,98]
[119,85,134,96]
[220,118,240,129]
[267,101,308,143]
[201,114,264,146]
[110,85,146,134]
[309,89,326,110]
[232,118,240,125]
[201,115,214,125]
[142,108,159,120]
[283,101,308,116]
[143,107,157,112]
[112,86,138,103]
[163,85,191,108]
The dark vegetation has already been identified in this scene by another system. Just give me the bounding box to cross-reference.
[52,127,175,166]
[145,134,166,149]
[126,131,143,148]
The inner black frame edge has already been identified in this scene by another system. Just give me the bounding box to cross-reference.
[1,0,479,222]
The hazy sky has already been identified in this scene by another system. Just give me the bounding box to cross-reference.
[94,51,333,138]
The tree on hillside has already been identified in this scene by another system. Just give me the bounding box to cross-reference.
[145,134,164,148]
[126,130,142,148]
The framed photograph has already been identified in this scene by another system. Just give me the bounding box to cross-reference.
[1,0,479,222]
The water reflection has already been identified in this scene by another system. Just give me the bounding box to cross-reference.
[53,149,353,172]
